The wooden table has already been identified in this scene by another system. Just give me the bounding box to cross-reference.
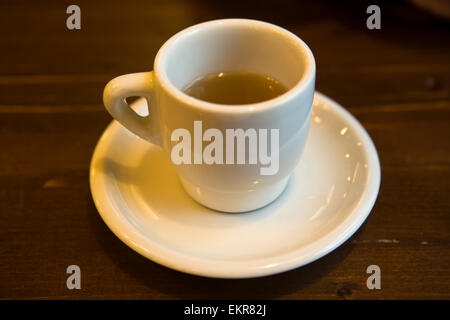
[1,0,449,300]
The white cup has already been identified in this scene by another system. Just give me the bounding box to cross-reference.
[103,19,315,212]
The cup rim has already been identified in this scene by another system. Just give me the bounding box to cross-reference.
[154,18,315,114]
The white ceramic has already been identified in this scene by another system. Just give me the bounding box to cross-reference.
[103,19,316,212]
[90,92,381,279]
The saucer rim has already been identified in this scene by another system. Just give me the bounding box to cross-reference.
[89,91,381,279]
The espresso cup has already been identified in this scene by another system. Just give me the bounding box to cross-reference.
[103,19,315,212]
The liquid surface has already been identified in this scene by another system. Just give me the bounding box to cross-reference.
[183,71,288,105]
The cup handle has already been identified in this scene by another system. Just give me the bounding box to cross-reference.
[103,72,159,144]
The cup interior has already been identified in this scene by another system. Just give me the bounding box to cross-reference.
[156,19,313,96]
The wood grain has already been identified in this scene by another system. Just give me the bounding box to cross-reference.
[0,0,449,299]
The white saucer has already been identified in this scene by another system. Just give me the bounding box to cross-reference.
[90,92,380,279]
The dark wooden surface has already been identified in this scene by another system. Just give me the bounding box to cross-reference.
[1,0,449,300]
